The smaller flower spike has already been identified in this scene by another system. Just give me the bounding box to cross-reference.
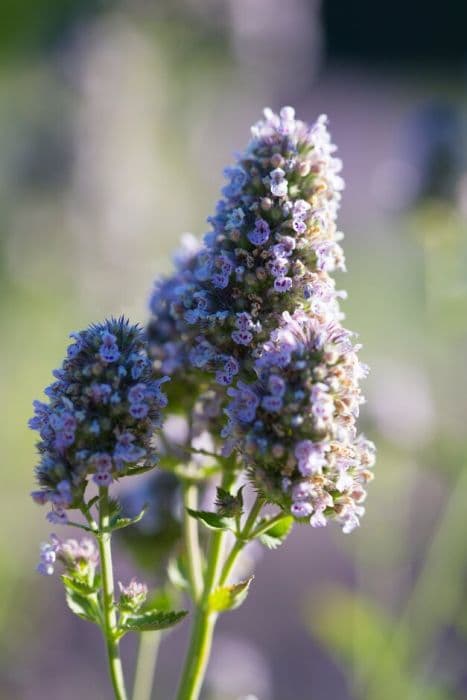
[225,310,375,533]
[37,534,99,577]
[30,317,169,522]
[118,578,148,611]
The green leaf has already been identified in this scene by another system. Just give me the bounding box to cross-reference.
[258,515,294,549]
[121,609,188,633]
[110,505,147,531]
[64,588,100,625]
[209,576,254,612]
[186,508,234,531]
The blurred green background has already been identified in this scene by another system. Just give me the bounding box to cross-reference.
[1,1,467,699]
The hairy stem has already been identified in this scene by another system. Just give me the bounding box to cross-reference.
[176,489,263,700]
[219,496,264,586]
[175,533,224,700]
[98,486,128,700]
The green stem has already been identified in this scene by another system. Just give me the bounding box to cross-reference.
[175,492,263,700]
[219,496,264,587]
[175,473,235,700]
[175,529,225,700]
[182,481,204,602]
[249,511,285,540]
[98,486,128,700]
[132,631,161,700]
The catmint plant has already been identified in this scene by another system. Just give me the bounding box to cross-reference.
[143,107,375,700]
[30,318,187,700]
[30,108,375,700]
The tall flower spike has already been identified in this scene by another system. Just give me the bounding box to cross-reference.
[149,106,374,532]
[30,317,169,523]
[164,106,346,391]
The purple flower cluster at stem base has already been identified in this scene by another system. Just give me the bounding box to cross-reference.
[30,317,169,522]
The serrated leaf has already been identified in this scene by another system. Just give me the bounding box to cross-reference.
[186,508,234,531]
[65,588,100,625]
[259,515,294,549]
[121,609,188,632]
[209,576,254,612]
[167,556,190,591]
[110,504,147,531]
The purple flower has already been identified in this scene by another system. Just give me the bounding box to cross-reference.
[295,441,329,476]
[211,273,229,289]
[226,382,259,423]
[99,331,120,363]
[37,539,59,575]
[37,534,99,577]
[232,330,253,346]
[118,578,148,611]
[291,501,313,518]
[128,384,147,404]
[261,395,283,413]
[235,312,255,331]
[272,236,296,257]
[269,168,288,197]
[92,453,113,472]
[90,383,112,404]
[268,375,286,397]
[247,218,270,246]
[223,166,248,197]
[226,207,245,231]
[269,257,289,278]
[274,277,293,293]
[215,355,239,386]
[130,403,149,419]
[92,471,113,487]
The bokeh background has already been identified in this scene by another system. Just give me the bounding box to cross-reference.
[1,1,467,699]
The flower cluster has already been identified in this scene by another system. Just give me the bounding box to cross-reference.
[148,235,231,450]
[37,534,99,577]
[148,234,202,380]
[225,310,375,533]
[168,106,346,389]
[118,579,148,611]
[147,106,375,531]
[30,317,169,523]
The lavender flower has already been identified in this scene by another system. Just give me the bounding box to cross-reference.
[118,578,148,611]
[30,317,169,522]
[37,534,99,577]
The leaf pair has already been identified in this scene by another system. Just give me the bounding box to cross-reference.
[63,575,102,626]
[186,508,234,531]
